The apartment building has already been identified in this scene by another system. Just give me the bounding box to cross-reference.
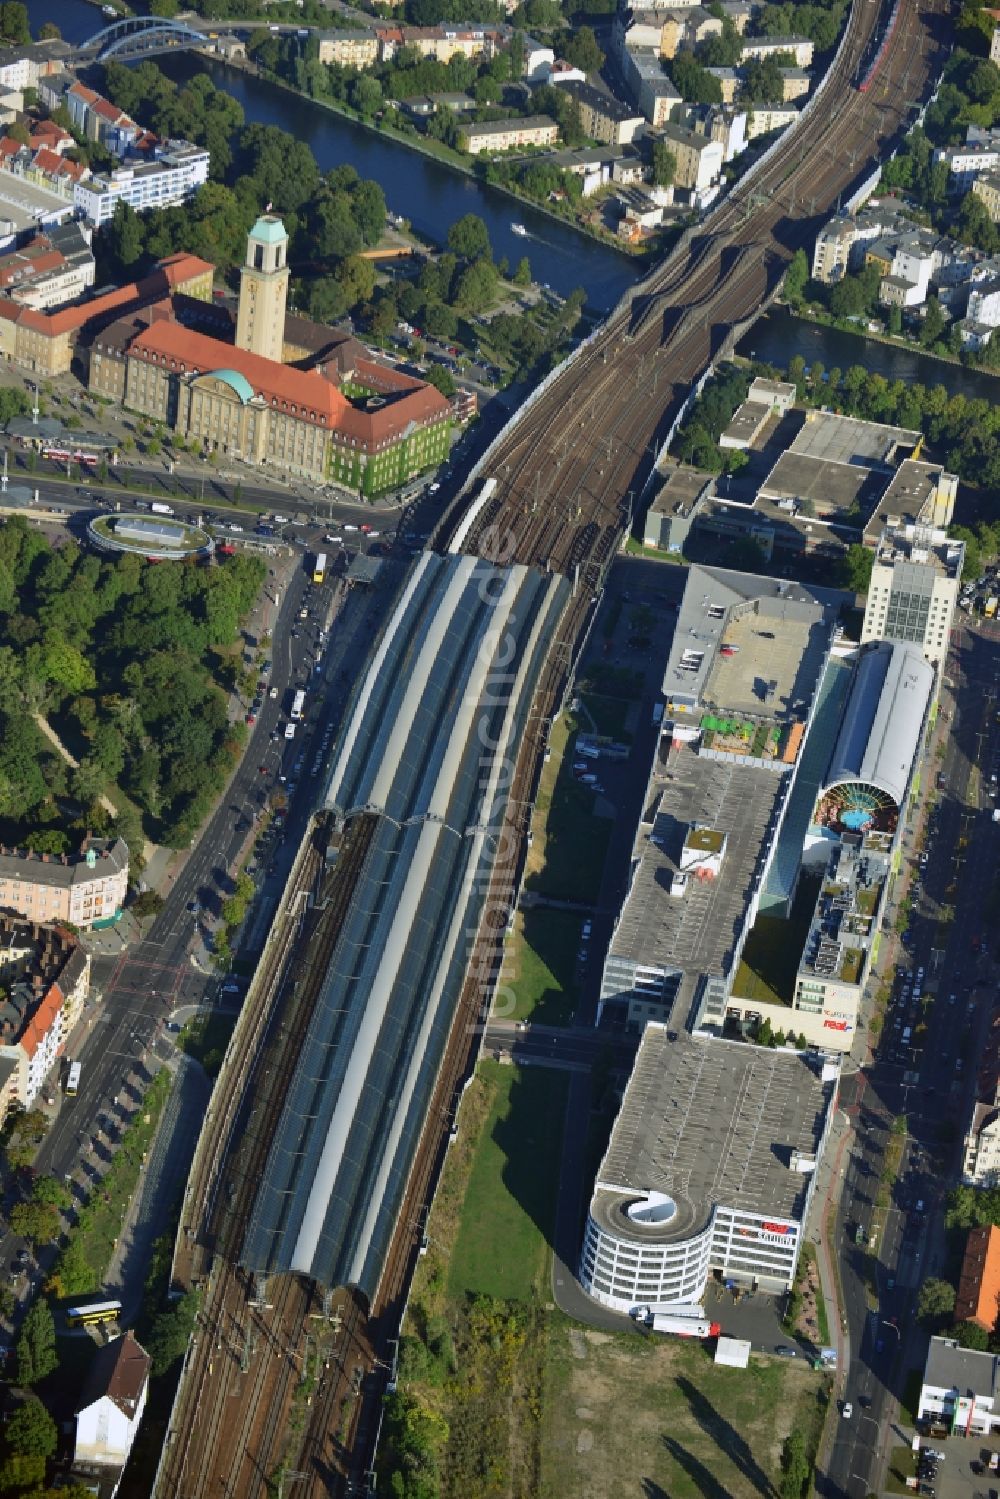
[0,917,90,1115]
[0,837,128,929]
[316,29,380,67]
[740,34,814,66]
[746,102,799,138]
[621,47,681,125]
[656,121,724,192]
[973,168,1000,221]
[861,464,963,671]
[73,141,211,227]
[460,115,559,152]
[564,81,646,145]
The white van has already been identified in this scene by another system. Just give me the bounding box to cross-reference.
[901,1026,912,1043]
[284,723,296,740]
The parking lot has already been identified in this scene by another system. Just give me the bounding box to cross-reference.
[889,1432,1000,1499]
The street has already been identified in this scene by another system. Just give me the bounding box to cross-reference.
[822,619,1000,1498]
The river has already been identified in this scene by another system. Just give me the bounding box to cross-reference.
[738,306,1000,402]
[33,0,639,309]
[28,0,1000,391]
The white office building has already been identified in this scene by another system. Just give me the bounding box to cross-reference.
[73,142,210,227]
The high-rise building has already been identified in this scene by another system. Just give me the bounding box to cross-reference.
[236,213,289,363]
[861,461,962,671]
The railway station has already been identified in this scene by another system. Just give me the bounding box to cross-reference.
[240,553,571,1298]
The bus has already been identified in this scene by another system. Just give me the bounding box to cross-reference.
[65,1299,123,1329]
[65,1061,81,1096]
[312,551,327,585]
[42,447,99,466]
[291,689,306,721]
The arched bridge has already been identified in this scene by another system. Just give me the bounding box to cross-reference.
[73,15,211,62]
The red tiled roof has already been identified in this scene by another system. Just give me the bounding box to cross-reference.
[129,318,350,428]
[0,137,22,161]
[956,1225,1000,1330]
[121,313,450,450]
[0,247,63,287]
[20,982,62,1060]
[68,81,99,105]
[10,254,213,337]
[93,97,127,124]
[29,120,71,151]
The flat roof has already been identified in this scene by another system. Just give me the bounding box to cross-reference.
[757,451,876,518]
[590,1027,835,1245]
[863,458,954,541]
[798,833,889,984]
[649,464,712,518]
[721,400,772,447]
[663,563,836,714]
[604,755,784,1009]
[787,409,920,468]
[706,606,830,723]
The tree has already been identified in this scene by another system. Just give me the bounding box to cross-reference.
[5,1397,57,1459]
[0,3,29,44]
[952,1319,991,1349]
[670,52,723,104]
[350,74,383,118]
[6,120,28,146]
[921,296,946,349]
[447,212,491,261]
[16,1301,57,1386]
[917,1277,956,1323]
[132,889,165,919]
[783,248,809,307]
[422,363,456,397]
[562,25,604,73]
[37,22,59,40]
[145,1291,200,1377]
[10,1201,60,1246]
[31,1176,70,1211]
[652,140,677,189]
[779,1431,811,1499]
[887,303,903,336]
[512,256,532,287]
[335,254,377,309]
[837,543,875,593]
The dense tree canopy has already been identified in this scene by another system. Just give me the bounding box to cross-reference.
[0,518,264,850]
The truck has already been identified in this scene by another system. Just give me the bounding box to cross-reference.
[651,702,665,730]
[651,1314,721,1339]
[150,502,174,516]
[987,596,999,619]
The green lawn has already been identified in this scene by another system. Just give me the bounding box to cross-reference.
[732,875,821,1008]
[503,908,580,1025]
[447,1061,568,1303]
[580,691,631,740]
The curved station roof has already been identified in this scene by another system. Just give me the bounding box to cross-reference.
[242,553,570,1298]
[824,641,934,811]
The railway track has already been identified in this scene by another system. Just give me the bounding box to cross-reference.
[157,0,946,1491]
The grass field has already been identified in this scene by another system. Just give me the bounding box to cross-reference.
[390,1054,829,1499]
[523,714,612,905]
[447,1061,568,1303]
[500,908,581,1025]
[541,1326,830,1499]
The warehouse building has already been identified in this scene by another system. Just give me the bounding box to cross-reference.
[579,1026,838,1312]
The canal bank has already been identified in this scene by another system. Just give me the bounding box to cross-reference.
[192,51,656,274]
[736,306,1000,404]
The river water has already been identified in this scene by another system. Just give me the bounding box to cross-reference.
[29,0,1000,390]
[738,306,1000,402]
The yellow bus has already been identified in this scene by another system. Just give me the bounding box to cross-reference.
[65,1299,122,1328]
[312,551,327,585]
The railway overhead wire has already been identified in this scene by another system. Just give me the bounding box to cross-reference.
[155,1,947,1493]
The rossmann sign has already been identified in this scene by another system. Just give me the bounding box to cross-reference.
[737,1221,795,1244]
